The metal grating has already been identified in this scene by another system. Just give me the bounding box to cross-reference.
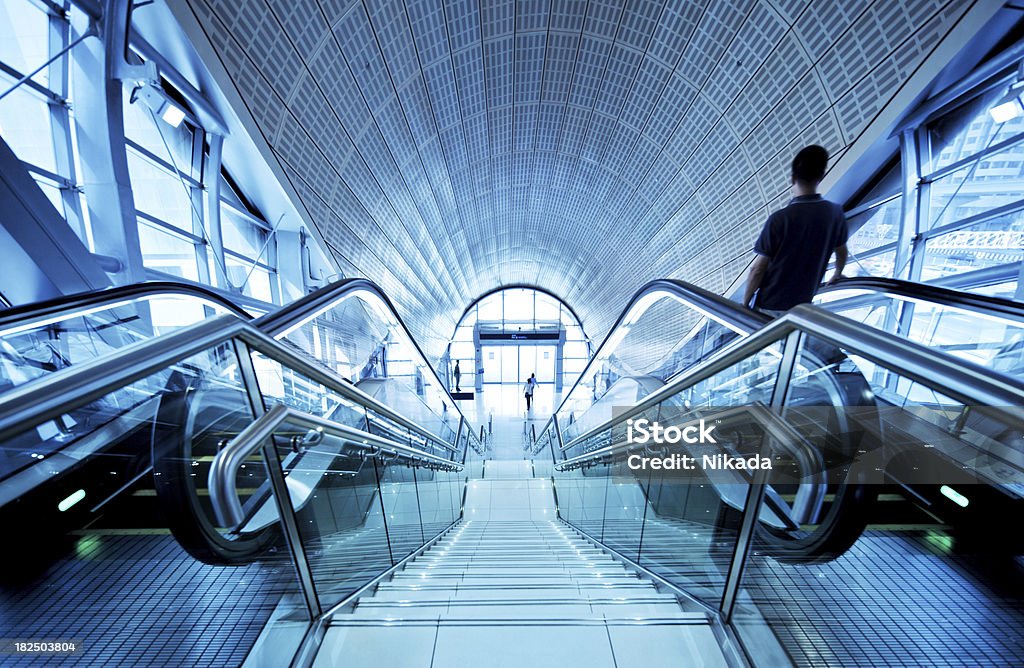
[183,0,974,358]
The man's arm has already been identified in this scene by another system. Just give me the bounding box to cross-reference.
[827,244,848,284]
[743,254,770,307]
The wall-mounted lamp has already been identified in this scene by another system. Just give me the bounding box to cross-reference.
[130,82,187,128]
[989,63,1024,123]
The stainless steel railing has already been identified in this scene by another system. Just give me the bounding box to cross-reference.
[209,403,463,528]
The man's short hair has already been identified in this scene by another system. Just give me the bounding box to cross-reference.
[791,145,829,183]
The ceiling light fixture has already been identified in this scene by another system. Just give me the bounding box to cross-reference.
[989,63,1024,123]
[131,82,187,128]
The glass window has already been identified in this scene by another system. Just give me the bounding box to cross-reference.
[450,341,474,360]
[563,322,585,341]
[0,0,50,87]
[928,84,1024,173]
[564,341,589,359]
[0,84,57,173]
[222,206,270,260]
[126,148,195,231]
[449,288,591,388]
[921,212,1024,282]
[33,175,65,215]
[926,141,1024,231]
[847,197,902,256]
[122,84,196,173]
[503,288,533,321]
[137,220,200,281]
[477,294,502,321]
[973,281,1020,300]
[850,249,897,278]
[535,293,560,320]
[226,256,274,302]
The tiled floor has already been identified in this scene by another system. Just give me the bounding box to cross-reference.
[739,530,1024,667]
[0,534,294,667]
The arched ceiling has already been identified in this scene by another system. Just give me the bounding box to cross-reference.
[177,0,979,357]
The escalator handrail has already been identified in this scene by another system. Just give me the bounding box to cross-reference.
[0,285,477,454]
[0,280,253,334]
[819,276,1024,323]
[537,279,770,442]
[252,277,479,448]
[556,302,1024,459]
[209,403,463,528]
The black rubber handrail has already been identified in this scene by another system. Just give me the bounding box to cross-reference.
[819,276,1024,322]
[0,280,252,332]
[538,279,769,439]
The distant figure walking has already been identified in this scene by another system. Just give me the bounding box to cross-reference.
[453,360,461,392]
[744,145,848,315]
[523,373,537,411]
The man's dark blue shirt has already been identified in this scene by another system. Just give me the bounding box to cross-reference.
[752,194,847,311]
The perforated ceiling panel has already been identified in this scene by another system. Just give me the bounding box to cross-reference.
[181,0,975,357]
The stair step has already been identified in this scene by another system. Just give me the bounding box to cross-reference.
[328,615,709,627]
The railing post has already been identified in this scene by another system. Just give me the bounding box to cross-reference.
[453,415,465,464]
[551,413,564,466]
[233,339,322,620]
[719,329,803,622]
[262,441,323,619]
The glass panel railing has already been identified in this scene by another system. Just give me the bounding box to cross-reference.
[553,287,762,448]
[541,303,1024,666]
[0,287,252,398]
[554,343,785,609]
[217,406,466,664]
[267,286,464,448]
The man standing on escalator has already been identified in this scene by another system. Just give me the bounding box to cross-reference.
[743,145,849,316]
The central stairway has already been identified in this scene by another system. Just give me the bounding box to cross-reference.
[313,461,732,667]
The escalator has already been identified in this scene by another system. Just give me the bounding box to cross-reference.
[0,279,483,567]
[0,275,1020,665]
[532,277,1024,563]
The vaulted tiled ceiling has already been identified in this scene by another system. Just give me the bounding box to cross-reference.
[181,0,974,356]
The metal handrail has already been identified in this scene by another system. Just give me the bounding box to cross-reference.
[555,303,1024,460]
[209,403,463,528]
[0,280,481,453]
[535,279,769,445]
[0,280,253,334]
[818,276,1024,323]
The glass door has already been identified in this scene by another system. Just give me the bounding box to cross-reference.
[482,346,501,383]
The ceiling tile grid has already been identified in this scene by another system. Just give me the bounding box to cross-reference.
[185,0,976,358]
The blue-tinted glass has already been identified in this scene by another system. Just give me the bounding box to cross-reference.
[0,0,50,88]
[127,148,195,230]
[0,84,57,173]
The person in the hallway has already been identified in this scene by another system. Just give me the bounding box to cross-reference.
[743,145,848,315]
[523,373,537,411]
[453,359,461,392]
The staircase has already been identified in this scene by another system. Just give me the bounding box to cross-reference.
[312,462,733,667]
